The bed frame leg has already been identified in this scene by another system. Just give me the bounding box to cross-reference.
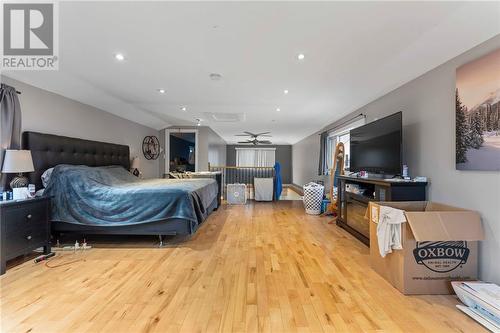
[158,235,163,247]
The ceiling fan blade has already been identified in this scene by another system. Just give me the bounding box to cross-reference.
[258,140,273,144]
[235,134,251,137]
[237,141,252,144]
[243,131,258,137]
[254,132,271,136]
[258,134,272,137]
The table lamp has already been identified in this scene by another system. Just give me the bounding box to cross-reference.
[1,150,35,189]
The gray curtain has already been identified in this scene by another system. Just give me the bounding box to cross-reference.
[0,83,22,189]
[318,131,328,175]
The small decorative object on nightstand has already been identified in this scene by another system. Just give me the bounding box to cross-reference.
[0,197,51,275]
[130,156,140,177]
[1,150,35,189]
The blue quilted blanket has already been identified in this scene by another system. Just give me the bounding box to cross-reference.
[44,165,218,229]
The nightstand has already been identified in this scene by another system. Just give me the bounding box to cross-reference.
[0,197,51,275]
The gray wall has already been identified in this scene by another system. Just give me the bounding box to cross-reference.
[292,136,321,187]
[226,145,292,184]
[160,126,226,175]
[1,76,160,179]
[292,35,500,283]
[205,127,227,168]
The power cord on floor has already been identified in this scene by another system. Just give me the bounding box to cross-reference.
[45,257,85,269]
[37,239,92,269]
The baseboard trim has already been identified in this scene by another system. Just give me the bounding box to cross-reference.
[288,183,304,196]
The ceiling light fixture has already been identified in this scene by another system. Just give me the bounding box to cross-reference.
[114,53,125,61]
[157,89,166,94]
[276,108,281,112]
[283,89,289,95]
[195,118,202,126]
[297,53,305,60]
[181,106,187,111]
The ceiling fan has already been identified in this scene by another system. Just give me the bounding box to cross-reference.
[236,131,272,145]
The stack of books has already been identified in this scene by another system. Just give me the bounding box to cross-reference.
[452,281,500,332]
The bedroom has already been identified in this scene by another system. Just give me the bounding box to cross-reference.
[1,1,499,332]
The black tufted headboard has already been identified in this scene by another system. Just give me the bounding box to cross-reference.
[23,131,130,190]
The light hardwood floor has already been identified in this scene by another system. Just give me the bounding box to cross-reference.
[0,201,485,333]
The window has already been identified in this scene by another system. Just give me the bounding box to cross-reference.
[236,148,276,167]
[325,118,366,173]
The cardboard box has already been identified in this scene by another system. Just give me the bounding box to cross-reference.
[368,201,484,295]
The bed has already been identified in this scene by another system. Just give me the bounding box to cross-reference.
[23,131,218,237]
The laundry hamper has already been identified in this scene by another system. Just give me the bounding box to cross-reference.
[302,182,324,215]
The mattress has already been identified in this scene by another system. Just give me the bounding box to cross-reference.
[43,165,218,230]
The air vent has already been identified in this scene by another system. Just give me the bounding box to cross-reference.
[204,112,246,123]
[209,73,222,81]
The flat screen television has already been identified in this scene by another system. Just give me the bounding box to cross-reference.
[349,111,402,175]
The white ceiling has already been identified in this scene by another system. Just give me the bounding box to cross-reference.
[4,1,500,144]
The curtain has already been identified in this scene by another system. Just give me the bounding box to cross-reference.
[318,131,328,175]
[259,150,275,167]
[326,136,337,170]
[0,84,22,189]
[236,149,257,166]
[236,148,275,167]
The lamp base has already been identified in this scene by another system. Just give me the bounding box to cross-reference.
[10,173,29,189]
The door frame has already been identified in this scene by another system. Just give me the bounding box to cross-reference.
[165,129,199,174]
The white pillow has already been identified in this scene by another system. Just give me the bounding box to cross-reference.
[41,167,54,187]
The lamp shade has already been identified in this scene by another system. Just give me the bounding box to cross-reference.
[1,150,35,173]
[131,157,140,169]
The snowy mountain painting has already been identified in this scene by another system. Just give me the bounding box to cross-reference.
[456,48,500,171]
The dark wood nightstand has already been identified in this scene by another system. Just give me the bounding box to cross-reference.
[0,197,51,275]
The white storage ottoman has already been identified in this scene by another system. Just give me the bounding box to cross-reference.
[254,178,274,201]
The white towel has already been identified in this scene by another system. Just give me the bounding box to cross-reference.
[377,206,407,257]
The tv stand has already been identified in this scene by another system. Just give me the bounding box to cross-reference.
[347,172,399,180]
[336,175,427,246]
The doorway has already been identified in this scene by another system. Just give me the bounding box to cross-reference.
[165,130,198,173]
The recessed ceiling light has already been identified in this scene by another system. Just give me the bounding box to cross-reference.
[157,89,166,94]
[276,107,281,112]
[283,89,289,95]
[297,53,305,60]
[114,53,125,61]
[181,106,187,111]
